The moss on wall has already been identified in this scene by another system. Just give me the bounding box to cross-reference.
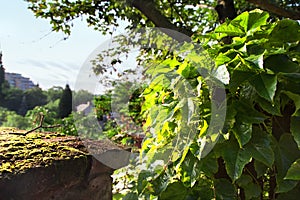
[0,127,87,178]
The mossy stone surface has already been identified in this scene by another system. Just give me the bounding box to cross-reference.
[0,127,87,179]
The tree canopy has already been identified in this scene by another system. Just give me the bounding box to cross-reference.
[25,0,300,38]
[24,0,300,199]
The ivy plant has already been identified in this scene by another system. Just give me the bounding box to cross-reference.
[114,10,300,199]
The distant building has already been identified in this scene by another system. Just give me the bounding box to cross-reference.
[76,101,93,115]
[0,51,36,91]
[5,72,36,91]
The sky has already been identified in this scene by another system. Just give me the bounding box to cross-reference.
[0,1,121,91]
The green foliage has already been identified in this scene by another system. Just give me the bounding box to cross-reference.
[94,94,112,119]
[1,87,23,113]
[59,114,78,136]
[2,114,30,130]
[111,10,300,199]
[0,107,30,129]
[0,84,51,116]
[26,105,58,127]
[23,87,48,111]
[45,86,63,102]
[93,83,146,146]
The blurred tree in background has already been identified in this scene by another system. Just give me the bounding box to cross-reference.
[58,84,72,119]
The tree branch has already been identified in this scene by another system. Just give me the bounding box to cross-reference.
[129,0,193,42]
[9,114,62,136]
[247,0,300,20]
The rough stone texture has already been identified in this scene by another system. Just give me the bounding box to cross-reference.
[0,128,129,200]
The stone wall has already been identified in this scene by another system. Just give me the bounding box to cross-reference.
[0,156,113,200]
[0,128,129,200]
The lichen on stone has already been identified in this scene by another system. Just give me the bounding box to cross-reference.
[0,127,87,178]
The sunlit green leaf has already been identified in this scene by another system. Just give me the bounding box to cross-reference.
[215,22,245,37]
[180,151,202,187]
[245,52,264,69]
[246,9,269,33]
[215,53,231,66]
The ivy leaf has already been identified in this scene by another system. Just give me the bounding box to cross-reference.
[180,151,202,187]
[137,170,154,194]
[264,54,299,73]
[235,100,266,124]
[285,159,300,180]
[230,11,249,33]
[246,128,274,167]
[215,21,245,37]
[277,183,300,200]
[177,61,189,77]
[199,153,218,177]
[269,19,300,43]
[149,74,171,90]
[255,95,281,116]
[254,160,268,178]
[291,116,300,149]
[151,172,170,196]
[246,9,269,33]
[283,92,300,115]
[214,178,237,200]
[122,192,139,200]
[236,175,261,199]
[233,121,252,147]
[190,144,218,177]
[215,53,232,66]
[249,73,277,102]
[245,53,264,69]
[229,70,256,91]
[282,73,300,83]
[159,182,189,200]
[230,9,269,34]
[275,134,300,193]
[222,139,252,181]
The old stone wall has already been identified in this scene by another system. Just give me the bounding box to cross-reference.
[0,155,114,200]
[0,129,128,200]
